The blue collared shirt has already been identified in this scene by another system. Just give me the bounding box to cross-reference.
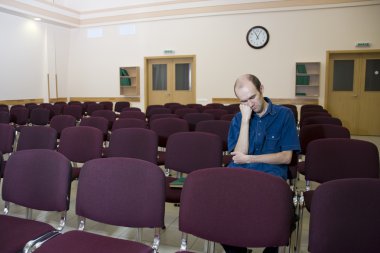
[227,98,300,179]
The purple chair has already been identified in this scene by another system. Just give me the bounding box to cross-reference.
[150,113,179,122]
[195,120,231,165]
[17,126,57,151]
[119,111,146,121]
[91,110,116,130]
[29,108,50,126]
[114,101,130,113]
[39,103,55,119]
[183,112,214,131]
[176,168,294,252]
[202,108,228,120]
[146,105,165,117]
[0,111,10,124]
[165,132,222,203]
[63,105,82,121]
[52,103,65,116]
[204,103,225,109]
[296,138,380,250]
[147,107,172,121]
[186,103,203,112]
[225,103,240,114]
[10,106,28,125]
[121,107,141,112]
[0,124,15,177]
[49,115,77,139]
[300,111,331,127]
[220,113,235,121]
[0,104,9,113]
[111,118,147,131]
[0,149,71,253]
[105,128,158,164]
[302,116,342,126]
[79,117,109,141]
[33,157,165,253]
[309,178,380,253]
[86,103,104,116]
[58,126,103,179]
[174,108,198,118]
[300,104,324,116]
[99,101,113,111]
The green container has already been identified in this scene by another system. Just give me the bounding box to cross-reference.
[296,64,307,74]
[296,75,310,85]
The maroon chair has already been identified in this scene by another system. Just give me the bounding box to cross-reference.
[49,115,76,139]
[302,116,342,126]
[33,157,165,253]
[0,149,71,253]
[111,118,147,131]
[99,101,113,111]
[183,112,214,131]
[0,104,9,113]
[10,106,28,126]
[296,138,380,250]
[58,126,103,179]
[17,126,57,151]
[300,111,331,127]
[92,110,116,130]
[204,103,225,109]
[39,103,55,119]
[150,113,179,122]
[176,168,294,252]
[105,128,158,164]
[225,103,240,114]
[0,124,15,177]
[300,104,324,116]
[114,101,130,113]
[121,107,141,112]
[79,117,108,141]
[119,111,146,121]
[164,132,222,203]
[63,105,82,121]
[202,108,228,120]
[220,113,235,121]
[146,107,172,121]
[0,111,10,124]
[146,105,165,118]
[29,108,50,126]
[195,120,231,165]
[174,108,198,118]
[309,178,380,253]
[52,103,65,116]
[186,103,203,112]
[86,103,104,116]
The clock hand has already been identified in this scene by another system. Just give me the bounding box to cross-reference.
[254,31,259,39]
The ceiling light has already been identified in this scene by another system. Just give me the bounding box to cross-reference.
[34,18,41,21]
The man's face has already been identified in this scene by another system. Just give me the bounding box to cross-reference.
[235,81,265,114]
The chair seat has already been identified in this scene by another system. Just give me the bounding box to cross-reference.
[165,177,182,203]
[304,190,314,212]
[35,230,153,253]
[0,215,55,253]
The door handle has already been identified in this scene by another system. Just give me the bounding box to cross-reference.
[352,94,358,97]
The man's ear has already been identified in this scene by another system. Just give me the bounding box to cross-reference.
[260,84,264,94]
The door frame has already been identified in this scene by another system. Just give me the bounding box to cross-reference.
[144,55,196,109]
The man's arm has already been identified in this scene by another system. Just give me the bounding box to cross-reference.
[233,104,252,154]
[231,150,293,165]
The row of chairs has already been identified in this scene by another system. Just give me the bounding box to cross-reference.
[2,149,379,253]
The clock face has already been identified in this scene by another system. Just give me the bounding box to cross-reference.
[246,26,269,49]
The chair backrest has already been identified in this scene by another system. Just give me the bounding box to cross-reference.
[17,126,57,151]
[150,113,179,122]
[147,107,172,120]
[146,105,165,118]
[0,123,15,154]
[29,107,50,125]
[305,138,379,183]
[119,111,146,121]
[179,167,293,247]
[202,109,228,120]
[300,104,324,115]
[204,103,225,109]
[225,103,240,114]
[10,106,28,125]
[99,101,113,111]
[149,118,189,147]
[2,149,71,211]
[111,118,147,131]
[91,110,117,129]
[86,103,104,116]
[174,108,198,118]
[107,128,158,164]
[0,104,9,113]
[165,132,222,174]
[0,111,10,124]
[114,101,130,112]
[309,178,380,253]
[76,157,165,227]
[300,111,331,126]
[49,115,77,138]
[121,107,141,112]
[186,103,203,112]
[183,112,214,131]
[299,124,350,155]
[79,117,108,138]
[195,120,231,150]
[220,113,236,121]
[58,126,103,163]
[63,105,83,120]
[302,116,342,127]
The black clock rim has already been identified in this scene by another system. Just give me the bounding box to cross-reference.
[246,25,270,49]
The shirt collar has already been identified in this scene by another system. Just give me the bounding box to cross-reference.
[261,97,277,117]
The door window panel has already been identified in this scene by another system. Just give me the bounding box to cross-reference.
[365,59,380,91]
[333,60,354,91]
[175,63,191,91]
[153,64,167,90]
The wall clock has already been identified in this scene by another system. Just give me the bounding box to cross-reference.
[246,26,269,49]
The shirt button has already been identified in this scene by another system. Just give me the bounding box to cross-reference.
[258,133,261,136]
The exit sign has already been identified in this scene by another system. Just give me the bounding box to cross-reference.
[355,42,371,47]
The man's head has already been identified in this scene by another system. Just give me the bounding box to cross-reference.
[234,74,267,115]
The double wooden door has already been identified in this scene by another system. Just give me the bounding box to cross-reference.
[326,51,380,136]
[145,55,196,106]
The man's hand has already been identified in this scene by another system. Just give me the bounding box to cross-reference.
[239,104,252,122]
[231,151,251,164]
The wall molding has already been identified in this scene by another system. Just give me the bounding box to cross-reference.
[212,97,319,105]
[69,97,140,102]
[0,98,44,105]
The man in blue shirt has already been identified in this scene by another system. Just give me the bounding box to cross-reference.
[223,74,300,253]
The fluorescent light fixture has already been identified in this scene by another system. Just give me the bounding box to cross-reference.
[33,18,41,21]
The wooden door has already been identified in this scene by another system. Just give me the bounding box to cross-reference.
[145,56,196,107]
[326,51,380,136]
